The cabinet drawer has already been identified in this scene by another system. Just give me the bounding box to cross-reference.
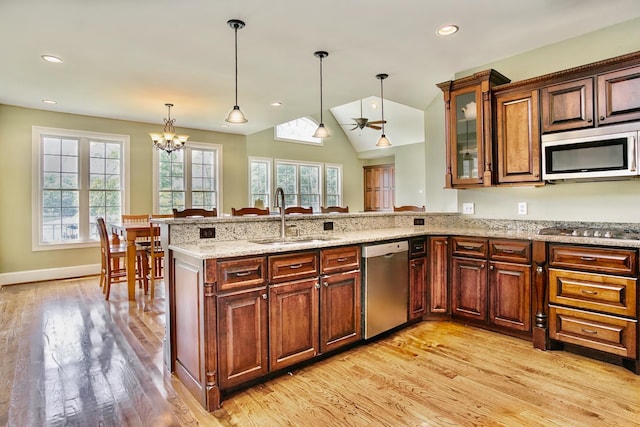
[217,256,267,292]
[409,238,427,257]
[549,268,636,317]
[269,251,319,283]
[549,305,637,358]
[549,244,637,276]
[489,239,531,264]
[321,246,360,275]
[451,236,488,258]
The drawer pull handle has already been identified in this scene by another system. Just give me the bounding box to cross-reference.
[462,245,477,250]
[414,245,424,251]
[580,289,598,295]
[234,271,252,277]
[580,256,597,262]
[289,263,303,269]
[337,257,348,262]
[581,328,598,335]
[501,249,515,254]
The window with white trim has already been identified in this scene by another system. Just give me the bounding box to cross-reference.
[276,160,322,212]
[154,142,221,214]
[249,157,272,208]
[32,126,129,250]
[275,117,324,145]
[325,164,342,207]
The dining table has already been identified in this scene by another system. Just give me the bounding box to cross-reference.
[108,221,157,300]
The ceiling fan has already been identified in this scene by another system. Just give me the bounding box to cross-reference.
[340,99,386,131]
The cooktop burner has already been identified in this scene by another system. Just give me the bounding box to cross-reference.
[538,227,640,240]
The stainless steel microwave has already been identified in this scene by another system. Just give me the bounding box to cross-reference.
[542,123,640,181]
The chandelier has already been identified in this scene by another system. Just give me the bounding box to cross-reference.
[149,103,189,153]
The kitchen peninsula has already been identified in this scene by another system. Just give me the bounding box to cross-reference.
[160,212,640,410]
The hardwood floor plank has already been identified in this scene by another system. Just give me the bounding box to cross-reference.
[1,277,639,426]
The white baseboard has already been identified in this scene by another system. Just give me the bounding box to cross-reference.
[0,264,101,286]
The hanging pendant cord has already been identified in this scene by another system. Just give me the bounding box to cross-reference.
[380,78,385,134]
[319,56,324,123]
[234,25,239,106]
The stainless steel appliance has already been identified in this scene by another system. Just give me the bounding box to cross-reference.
[538,226,640,240]
[362,240,409,339]
[542,122,640,182]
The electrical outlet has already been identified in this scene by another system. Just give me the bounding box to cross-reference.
[462,203,474,214]
[518,202,528,215]
[323,221,334,231]
[199,227,216,239]
[413,218,425,226]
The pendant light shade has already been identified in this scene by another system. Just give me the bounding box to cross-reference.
[149,103,189,153]
[226,19,247,124]
[375,73,391,147]
[312,51,330,139]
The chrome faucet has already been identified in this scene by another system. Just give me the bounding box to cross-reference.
[274,187,286,239]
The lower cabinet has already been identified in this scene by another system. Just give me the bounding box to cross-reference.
[451,237,532,334]
[427,236,449,316]
[320,269,361,353]
[409,237,427,320]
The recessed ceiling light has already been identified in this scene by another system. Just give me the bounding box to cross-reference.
[42,99,57,104]
[41,55,63,63]
[271,102,283,107]
[437,25,459,36]
[221,124,229,128]
[371,103,378,109]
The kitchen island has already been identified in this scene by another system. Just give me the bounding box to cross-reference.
[159,212,640,410]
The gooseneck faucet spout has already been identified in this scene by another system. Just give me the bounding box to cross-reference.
[274,187,286,239]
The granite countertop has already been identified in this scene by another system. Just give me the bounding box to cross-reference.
[169,226,640,259]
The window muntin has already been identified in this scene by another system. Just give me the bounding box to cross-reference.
[249,157,272,208]
[33,127,129,250]
[155,142,221,214]
[275,117,324,145]
[325,164,342,207]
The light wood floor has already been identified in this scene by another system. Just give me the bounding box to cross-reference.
[1,276,639,426]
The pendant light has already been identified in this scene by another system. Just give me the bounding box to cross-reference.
[149,103,189,153]
[375,73,391,147]
[225,19,247,124]
[312,51,330,139]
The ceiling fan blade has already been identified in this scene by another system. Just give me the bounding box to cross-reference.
[368,120,387,124]
[349,126,358,131]
[367,124,382,130]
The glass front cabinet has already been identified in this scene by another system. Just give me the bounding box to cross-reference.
[437,70,510,188]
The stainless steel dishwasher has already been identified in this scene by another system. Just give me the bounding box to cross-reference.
[362,240,409,339]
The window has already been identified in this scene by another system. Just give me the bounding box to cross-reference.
[249,157,272,208]
[276,160,322,212]
[275,117,324,145]
[325,164,342,207]
[154,142,221,214]
[32,126,129,250]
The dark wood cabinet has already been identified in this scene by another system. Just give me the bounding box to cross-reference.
[427,236,449,316]
[596,65,640,126]
[438,69,511,188]
[541,77,594,133]
[489,261,531,331]
[409,237,427,320]
[364,164,395,211]
[494,89,541,184]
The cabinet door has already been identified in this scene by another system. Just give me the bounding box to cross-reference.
[489,261,531,332]
[320,270,361,353]
[269,278,319,371]
[409,256,427,320]
[364,164,395,212]
[541,77,594,133]
[597,65,640,125]
[217,288,269,389]
[450,86,484,186]
[495,89,541,184]
[451,257,487,321]
[428,237,449,315]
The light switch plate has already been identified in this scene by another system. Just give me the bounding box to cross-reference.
[462,203,474,214]
[518,202,528,215]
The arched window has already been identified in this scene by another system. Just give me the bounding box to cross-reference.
[275,117,323,145]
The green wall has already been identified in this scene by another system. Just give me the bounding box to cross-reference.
[424,17,640,221]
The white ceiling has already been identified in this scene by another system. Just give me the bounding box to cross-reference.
[2,0,640,153]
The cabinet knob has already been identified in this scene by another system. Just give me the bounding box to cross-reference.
[262,294,267,299]
[587,118,593,123]
[324,282,329,287]
[315,283,320,289]
[481,264,485,269]
[489,265,494,270]
[600,116,605,121]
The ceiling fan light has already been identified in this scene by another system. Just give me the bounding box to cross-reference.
[226,105,248,124]
[313,123,330,139]
[376,134,391,147]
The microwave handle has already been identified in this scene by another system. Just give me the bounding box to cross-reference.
[631,136,637,172]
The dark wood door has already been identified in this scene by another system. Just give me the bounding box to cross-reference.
[320,270,361,353]
[427,237,449,315]
[495,89,541,184]
[451,257,487,322]
[488,261,531,332]
[217,287,269,389]
[364,164,395,211]
[541,77,594,133]
[409,256,427,320]
[268,278,319,371]
[597,65,640,125]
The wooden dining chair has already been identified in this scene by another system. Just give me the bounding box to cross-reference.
[172,208,217,218]
[321,206,349,213]
[97,217,147,300]
[284,206,313,214]
[393,205,426,212]
[146,214,174,298]
[121,214,151,288]
[231,207,270,216]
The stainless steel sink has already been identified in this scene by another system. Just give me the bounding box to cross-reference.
[251,236,338,246]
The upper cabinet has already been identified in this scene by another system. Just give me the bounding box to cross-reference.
[438,70,511,188]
